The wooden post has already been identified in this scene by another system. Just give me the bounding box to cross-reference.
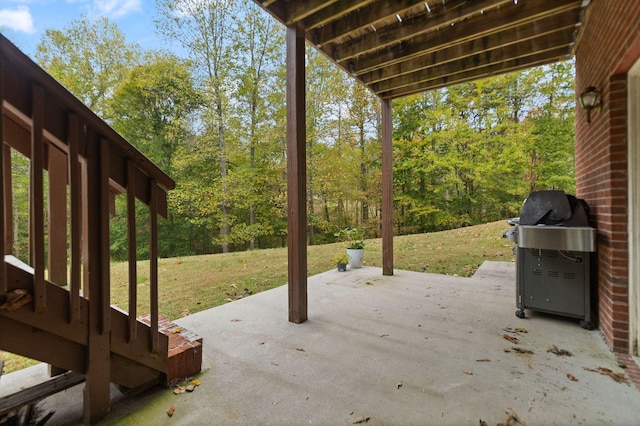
[47,144,68,381]
[149,180,159,352]
[3,145,11,258]
[0,55,5,295]
[381,98,394,276]
[127,160,137,343]
[30,85,46,312]
[286,24,308,324]
[48,145,68,287]
[82,133,111,424]
[68,114,81,324]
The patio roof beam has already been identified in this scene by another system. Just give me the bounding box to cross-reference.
[374,29,576,94]
[380,46,569,99]
[312,0,508,49]
[357,10,580,83]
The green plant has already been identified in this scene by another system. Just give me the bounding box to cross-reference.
[334,227,366,249]
[331,252,350,264]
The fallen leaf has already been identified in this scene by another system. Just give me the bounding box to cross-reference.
[167,406,175,417]
[503,334,519,344]
[547,345,572,356]
[224,298,233,303]
[191,379,201,386]
[512,347,533,354]
[352,415,370,424]
[479,420,488,426]
[396,382,403,389]
[258,341,265,345]
[230,283,238,288]
[476,359,491,362]
[235,295,244,300]
[498,408,526,426]
[180,309,190,316]
[296,348,306,352]
[567,374,578,382]
[463,370,474,375]
[230,318,241,322]
[515,327,528,333]
[172,327,181,334]
[379,334,390,337]
[583,367,627,383]
[186,384,196,392]
[173,386,186,395]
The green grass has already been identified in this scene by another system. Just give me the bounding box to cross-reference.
[1,220,514,373]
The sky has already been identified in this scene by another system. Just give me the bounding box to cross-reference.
[0,0,163,57]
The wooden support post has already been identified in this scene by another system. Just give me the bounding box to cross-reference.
[381,98,394,276]
[0,62,4,296]
[3,145,11,258]
[0,55,5,295]
[68,114,81,324]
[127,160,137,343]
[82,134,111,424]
[149,180,159,353]
[286,25,308,324]
[30,85,46,312]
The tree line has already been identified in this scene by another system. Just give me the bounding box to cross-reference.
[14,0,575,260]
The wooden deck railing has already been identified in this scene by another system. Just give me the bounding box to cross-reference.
[0,34,175,422]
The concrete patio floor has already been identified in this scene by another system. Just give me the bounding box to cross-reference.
[4,261,640,425]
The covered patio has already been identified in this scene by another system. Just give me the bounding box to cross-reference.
[7,262,640,424]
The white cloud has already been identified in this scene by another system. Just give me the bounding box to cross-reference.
[0,5,36,34]
[92,0,141,19]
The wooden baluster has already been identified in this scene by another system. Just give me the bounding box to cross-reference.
[0,55,5,295]
[149,180,159,353]
[48,145,68,287]
[99,138,110,334]
[30,84,45,313]
[68,114,81,323]
[127,160,137,342]
[3,145,11,259]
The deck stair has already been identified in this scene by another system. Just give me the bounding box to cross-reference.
[0,33,201,422]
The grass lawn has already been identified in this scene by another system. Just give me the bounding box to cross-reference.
[1,220,514,373]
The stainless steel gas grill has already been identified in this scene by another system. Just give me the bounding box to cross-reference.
[506,190,597,329]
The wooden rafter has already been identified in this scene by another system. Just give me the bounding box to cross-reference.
[255,0,588,99]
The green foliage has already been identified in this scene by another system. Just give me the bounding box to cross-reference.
[32,3,577,260]
[334,227,367,249]
[35,16,140,120]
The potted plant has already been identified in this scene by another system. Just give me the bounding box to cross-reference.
[334,227,366,269]
[332,252,350,272]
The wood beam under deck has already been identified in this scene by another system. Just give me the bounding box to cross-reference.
[286,25,308,324]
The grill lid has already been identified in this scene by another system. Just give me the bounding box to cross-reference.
[519,190,589,227]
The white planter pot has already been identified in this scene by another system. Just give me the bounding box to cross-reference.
[347,248,364,269]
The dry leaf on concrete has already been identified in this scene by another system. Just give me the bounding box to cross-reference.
[352,415,370,424]
[512,347,533,354]
[396,382,403,389]
[167,406,175,417]
[503,334,519,344]
[583,367,627,383]
[547,345,572,356]
[476,359,491,362]
[173,386,186,395]
[567,374,578,382]
[497,408,526,426]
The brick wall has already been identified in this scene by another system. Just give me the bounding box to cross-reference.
[575,0,640,351]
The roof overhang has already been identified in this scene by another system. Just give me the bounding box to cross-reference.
[254,0,589,99]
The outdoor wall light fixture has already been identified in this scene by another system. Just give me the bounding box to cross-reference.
[579,86,602,124]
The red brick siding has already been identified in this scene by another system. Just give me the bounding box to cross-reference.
[575,0,640,352]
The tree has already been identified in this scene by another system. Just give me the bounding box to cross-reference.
[111,51,202,174]
[35,16,139,120]
[156,0,238,252]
